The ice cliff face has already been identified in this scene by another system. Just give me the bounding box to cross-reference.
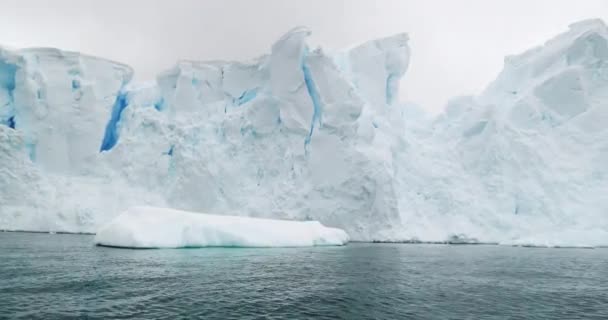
[1,20,607,246]
[422,19,608,246]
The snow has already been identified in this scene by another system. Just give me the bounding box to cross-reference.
[94,206,349,248]
[1,20,608,247]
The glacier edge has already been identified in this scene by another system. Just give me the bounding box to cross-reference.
[1,20,607,247]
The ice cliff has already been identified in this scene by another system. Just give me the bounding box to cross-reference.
[1,20,607,246]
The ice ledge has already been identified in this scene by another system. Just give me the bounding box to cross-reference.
[94,206,350,248]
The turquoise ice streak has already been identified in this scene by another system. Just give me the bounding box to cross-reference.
[99,90,129,152]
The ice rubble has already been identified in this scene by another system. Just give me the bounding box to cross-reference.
[94,206,349,248]
[1,20,607,247]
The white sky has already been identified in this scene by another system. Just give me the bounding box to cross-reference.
[1,0,606,113]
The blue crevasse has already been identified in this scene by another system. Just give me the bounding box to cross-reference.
[0,59,17,128]
[386,72,399,105]
[99,89,130,152]
[236,88,259,106]
[0,60,17,91]
[25,142,36,162]
[7,116,15,129]
[71,79,81,90]
[301,49,322,148]
[154,98,165,111]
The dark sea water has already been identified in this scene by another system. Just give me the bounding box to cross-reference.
[1,232,607,319]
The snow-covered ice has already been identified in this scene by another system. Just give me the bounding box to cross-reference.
[1,20,608,247]
[94,206,349,248]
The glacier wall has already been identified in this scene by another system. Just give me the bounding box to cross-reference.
[0,20,607,246]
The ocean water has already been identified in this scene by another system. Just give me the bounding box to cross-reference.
[1,232,607,319]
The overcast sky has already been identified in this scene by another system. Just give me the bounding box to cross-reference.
[1,0,606,113]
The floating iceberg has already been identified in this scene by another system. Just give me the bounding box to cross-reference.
[94,207,349,248]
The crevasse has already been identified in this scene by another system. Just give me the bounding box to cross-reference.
[100,88,130,152]
[301,48,322,149]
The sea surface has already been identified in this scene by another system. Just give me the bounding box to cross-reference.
[1,232,607,319]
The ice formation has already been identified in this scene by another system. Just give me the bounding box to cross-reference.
[94,206,349,248]
[1,20,607,247]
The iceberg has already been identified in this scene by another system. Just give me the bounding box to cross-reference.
[94,206,349,248]
[1,20,608,247]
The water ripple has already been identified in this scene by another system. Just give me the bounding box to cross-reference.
[1,233,607,319]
